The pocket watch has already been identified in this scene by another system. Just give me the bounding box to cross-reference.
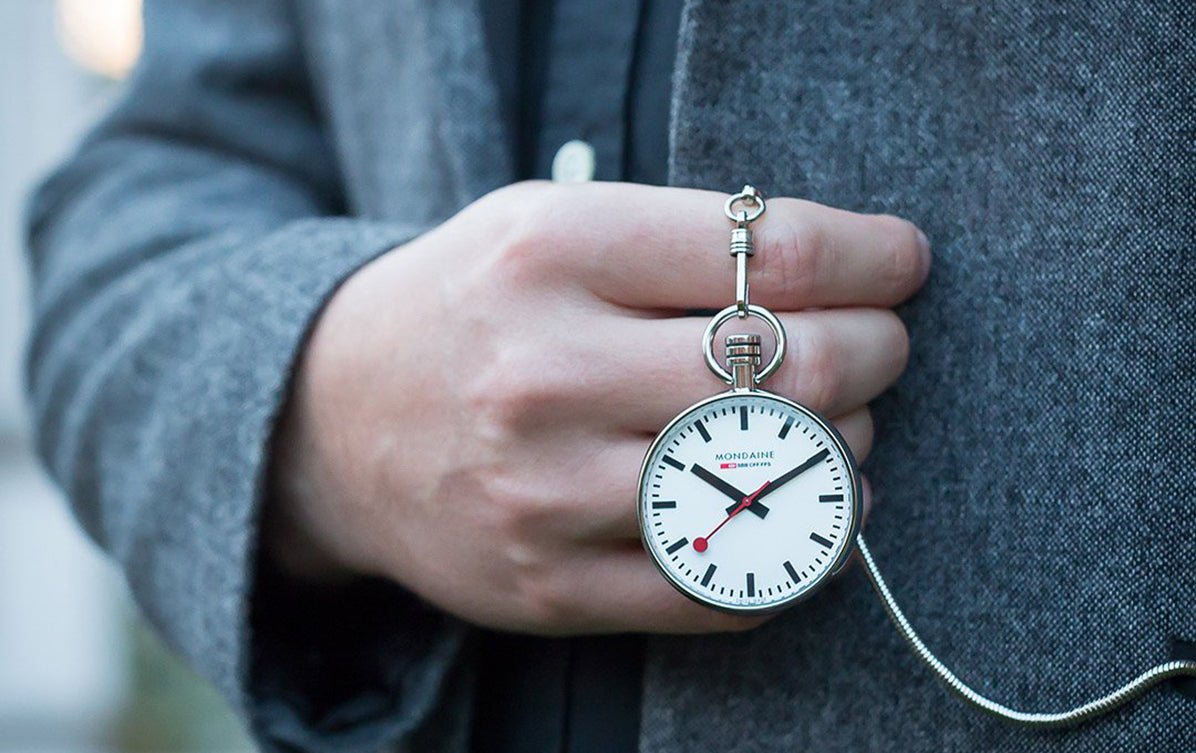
[636,323,861,613]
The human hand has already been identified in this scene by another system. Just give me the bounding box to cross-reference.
[264,181,929,635]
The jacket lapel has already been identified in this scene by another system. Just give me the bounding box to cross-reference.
[417,0,514,201]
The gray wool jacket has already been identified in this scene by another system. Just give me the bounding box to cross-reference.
[25,1,1195,751]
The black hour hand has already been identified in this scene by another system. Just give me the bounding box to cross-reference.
[690,463,770,519]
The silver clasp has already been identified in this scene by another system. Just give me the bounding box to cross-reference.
[724,185,765,318]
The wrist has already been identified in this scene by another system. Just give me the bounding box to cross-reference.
[261,362,363,586]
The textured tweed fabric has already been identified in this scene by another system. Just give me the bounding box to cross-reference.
[650,1,1195,751]
[24,1,1194,752]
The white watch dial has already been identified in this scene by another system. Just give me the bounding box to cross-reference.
[638,391,861,613]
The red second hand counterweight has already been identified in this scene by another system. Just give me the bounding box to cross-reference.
[693,480,770,553]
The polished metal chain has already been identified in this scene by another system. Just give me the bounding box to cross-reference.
[857,535,1196,727]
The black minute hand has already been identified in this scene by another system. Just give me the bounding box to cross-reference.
[691,464,770,519]
[723,448,830,513]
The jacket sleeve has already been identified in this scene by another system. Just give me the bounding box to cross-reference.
[24,2,470,750]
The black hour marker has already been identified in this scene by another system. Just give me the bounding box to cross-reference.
[746,572,756,597]
[784,560,800,583]
[661,455,685,471]
[819,494,843,503]
[701,563,717,587]
[694,420,712,443]
[666,538,689,555]
[652,500,676,509]
[739,405,749,430]
[809,532,834,549]
[778,415,794,439]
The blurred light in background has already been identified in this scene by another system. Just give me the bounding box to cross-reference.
[1,2,251,751]
[54,0,143,81]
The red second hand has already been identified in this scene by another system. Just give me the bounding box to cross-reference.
[693,480,770,553]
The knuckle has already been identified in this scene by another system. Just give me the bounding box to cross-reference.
[484,488,572,627]
[494,224,551,283]
[466,345,573,434]
[485,377,542,429]
[484,183,563,282]
[875,309,912,377]
[851,407,876,461]
[466,448,569,548]
[793,324,840,412]
[496,487,559,544]
[511,554,572,627]
[760,211,824,303]
[860,406,876,441]
[465,357,522,431]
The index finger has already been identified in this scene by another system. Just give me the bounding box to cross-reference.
[545,182,930,311]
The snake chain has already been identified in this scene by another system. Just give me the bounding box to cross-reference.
[855,536,1196,728]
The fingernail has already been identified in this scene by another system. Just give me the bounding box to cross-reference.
[915,229,932,278]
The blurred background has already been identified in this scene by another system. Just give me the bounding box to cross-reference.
[0,2,255,751]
